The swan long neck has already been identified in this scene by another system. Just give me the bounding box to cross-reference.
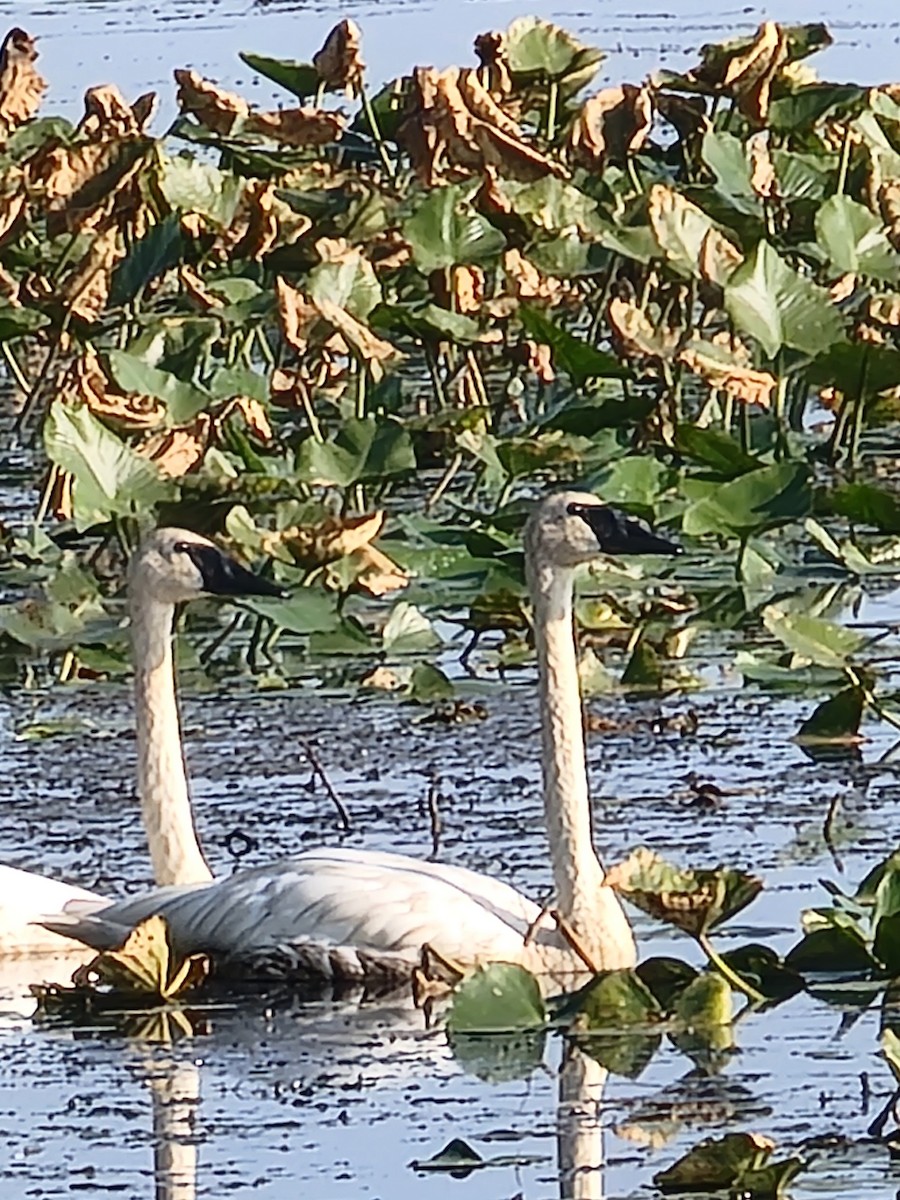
[130,593,212,887]
[527,558,605,921]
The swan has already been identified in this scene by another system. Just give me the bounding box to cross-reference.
[43,492,680,985]
[0,533,284,965]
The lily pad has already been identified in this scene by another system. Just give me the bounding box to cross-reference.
[607,848,762,939]
[447,963,546,1033]
[682,462,812,537]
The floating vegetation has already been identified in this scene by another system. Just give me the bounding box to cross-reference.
[31,914,209,1032]
[0,17,898,738]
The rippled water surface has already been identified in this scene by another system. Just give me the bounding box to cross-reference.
[5,1,900,1195]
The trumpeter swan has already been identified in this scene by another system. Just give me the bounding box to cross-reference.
[0,533,283,962]
[44,492,680,984]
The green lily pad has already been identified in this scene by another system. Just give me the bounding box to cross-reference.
[655,1131,803,1196]
[520,305,626,386]
[815,194,900,279]
[44,402,174,531]
[403,183,506,273]
[447,963,546,1034]
[607,848,762,939]
[796,687,864,744]
[762,606,867,670]
[296,416,416,486]
[725,240,845,358]
[106,350,211,424]
[682,462,812,537]
[238,52,319,99]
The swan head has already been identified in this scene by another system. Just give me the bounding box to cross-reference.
[526,490,681,568]
[130,528,287,605]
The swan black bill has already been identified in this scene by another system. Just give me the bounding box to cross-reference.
[567,503,682,557]
[178,543,289,598]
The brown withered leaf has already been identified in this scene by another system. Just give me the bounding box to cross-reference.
[0,261,18,302]
[0,28,45,138]
[60,224,123,322]
[174,68,248,134]
[281,511,386,570]
[568,85,652,166]
[698,227,744,288]
[179,264,223,310]
[503,248,564,302]
[608,296,681,359]
[369,229,411,272]
[85,914,209,1000]
[878,181,900,250]
[217,180,311,262]
[523,339,554,384]
[26,137,149,234]
[245,107,344,148]
[710,20,787,124]
[654,91,710,143]
[59,349,165,430]
[0,165,25,247]
[869,293,900,326]
[138,416,211,477]
[679,336,775,408]
[314,297,402,381]
[230,395,272,442]
[431,264,484,314]
[79,84,158,138]
[312,19,365,95]
[276,276,322,353]
[351,544,410,597]
[473,30,512,97]
[398,65,563,186]
[747,131,778,199]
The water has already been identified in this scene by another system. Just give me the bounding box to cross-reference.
[5,0,900,1195]
[7,0,900,124]
[4,678,900,1196]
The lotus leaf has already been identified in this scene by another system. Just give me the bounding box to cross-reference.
[607,848,763,938]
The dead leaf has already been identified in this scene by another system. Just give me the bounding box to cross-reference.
[698,227,744,288]
[654,91,710,143]
[138,417,211,477]
[174,68,248,134]
[85,914,208,1000]
[609,296,681,359]
[648,185,743,287]
[869,293,900,325]
[312,19,365,95]
[361,665,403,690]
[276,276,323,354]
[26,136,149,235]
[522,339,554,384]
[351,544,410,596]
[59,349,166,430]
[695,21,789,124]
[245,107,344,148]
[431,264,484,314]
[503,247,564,303]
[568,85,652,166]
[473,30,512,97]
[398,65,563,186]
[313,296,402,381]
[0,164,25,246]
[78,84,157,138]
[231,395,273,442]
[747,131,778,199]
[281,511,386,569]
[0,27,45,140]
[878,181,900,249]
[60,224,123,322]
[179,264,223,310]
[679,336,775,408]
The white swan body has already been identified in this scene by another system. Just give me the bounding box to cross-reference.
[0,865,101,957]
[44,494,680,984]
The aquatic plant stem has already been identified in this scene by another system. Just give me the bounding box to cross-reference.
[698,932,765,1004]
[359,81,396,180]
[1,343,29,395]
[546,79,559,142]
[836,122,852,196]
